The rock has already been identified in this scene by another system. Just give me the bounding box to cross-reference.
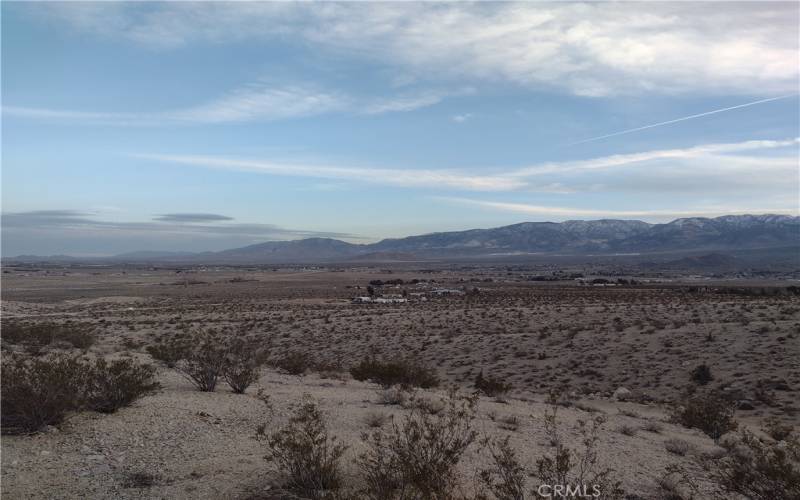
[612,387,632,401]
[737,400,756,410]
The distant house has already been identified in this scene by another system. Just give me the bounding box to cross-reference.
[430,288,465,296]
[351,296,407,304]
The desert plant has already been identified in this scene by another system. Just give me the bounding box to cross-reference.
[174,332,227,392]
[146,339,191,368]
[1,353,90,434]
[709,429,800,500]
[223,338,266,394]
[86,358,160,413]
[763,416,795,442]
[364,411,389,428]
[2,322,95,350]
[258,396,347,499]
[664,438,692,456]
[690,364,713,385]
[350,355,439,389]
[358,390,478,499]
[272,351,314,376]
[475,370,512,397]
[478,436,526,500]
[669,391,737,440]
[655,464,700,500]
[534,391,624,500]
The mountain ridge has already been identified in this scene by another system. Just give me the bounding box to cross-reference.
[5,214,798,263]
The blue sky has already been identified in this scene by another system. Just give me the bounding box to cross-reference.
[2,2,798,256]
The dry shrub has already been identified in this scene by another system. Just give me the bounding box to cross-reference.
[474,370,512,397]
[272,351,315,376]
[690,364,713,386]
[478,436,526,500]
[2,322,95,351]
[663,438,692,456]
[763,416,795,442]
[1,353,89,434]
[258,396,347,499]
[358,390,478,499]
[669,391,737,441]
[146,339,191,368]
[87,358,160,413]
[223,338,267,394]
[534,391,624,500]
[173,332,227,392]
[709,429,800,500]
[377,387,409,406]
[350,355,439,389]
[1,353,157,433]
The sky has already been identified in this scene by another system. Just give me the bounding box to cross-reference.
[2,1,799,256]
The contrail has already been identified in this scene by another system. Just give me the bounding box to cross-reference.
[569,94,797,146]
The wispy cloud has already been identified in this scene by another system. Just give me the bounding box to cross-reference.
[136,154,524,192]
[509,138,800,176]
[137,137,799,196]
[452,113,473,123]
[3,82,460,126]
[26,2,800,96]
[1,210,358,241]
[153,213,234,223]
[436,197,800,220]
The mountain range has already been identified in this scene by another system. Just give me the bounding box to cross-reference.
[6,214,799,264]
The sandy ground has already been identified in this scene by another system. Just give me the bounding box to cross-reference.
[1,368,725,499]
[1,265,797,498]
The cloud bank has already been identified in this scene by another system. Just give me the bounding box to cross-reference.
[30,2,800,96]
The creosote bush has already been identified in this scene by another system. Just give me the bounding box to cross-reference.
[358,389,478,499]
[478,436,526,500]
[87,358,160,413]
[690,364,713,385]
[709,429,800,500]
[350,355,439,389]
[150,330,267,393]
[271,350,315,376]
[223,338,266,394]
[669,390,737,441]
[474,370,512,397]
[258,396,347,499]
[534,390,624,499]
[2,322,96,351]
[174,332,228,392]
[1,353,158,434]
[1,354,90,434]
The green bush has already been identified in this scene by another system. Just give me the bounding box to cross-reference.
[350,355,439,389]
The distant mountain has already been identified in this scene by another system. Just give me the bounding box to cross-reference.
[5,215,798,264]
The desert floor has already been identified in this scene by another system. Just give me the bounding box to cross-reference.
[1,264,798,498]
